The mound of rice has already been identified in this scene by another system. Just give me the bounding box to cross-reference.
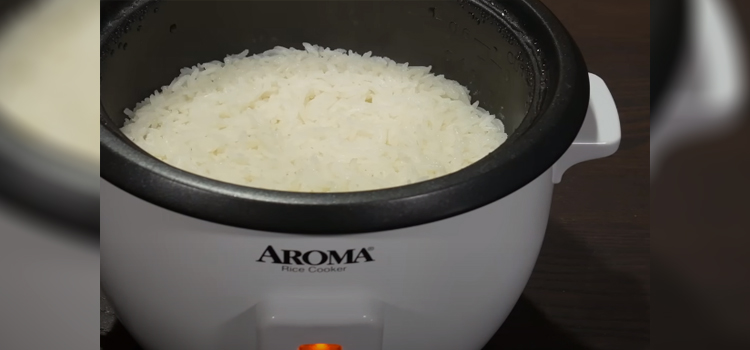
[121,43,508,192]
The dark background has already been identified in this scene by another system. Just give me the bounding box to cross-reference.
[483,0,650,349]
[101,0,650,349]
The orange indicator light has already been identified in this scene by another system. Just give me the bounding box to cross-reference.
[299,344,342,350]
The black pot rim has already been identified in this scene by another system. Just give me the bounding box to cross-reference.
[100,0,590,234]
[0,117,100,239]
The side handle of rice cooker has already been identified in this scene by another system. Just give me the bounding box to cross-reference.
[551,73,621,184]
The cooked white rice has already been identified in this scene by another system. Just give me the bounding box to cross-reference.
[121,43,508,192]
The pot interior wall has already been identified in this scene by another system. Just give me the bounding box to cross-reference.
[102,0,551,138]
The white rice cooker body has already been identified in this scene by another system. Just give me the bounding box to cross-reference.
[102,74,619,350]
[101,169,551,350]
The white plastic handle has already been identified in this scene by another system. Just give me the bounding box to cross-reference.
[552,73,621,184]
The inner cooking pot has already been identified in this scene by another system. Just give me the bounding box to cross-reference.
[100,0,589,234]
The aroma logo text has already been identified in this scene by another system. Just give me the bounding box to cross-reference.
[256,245,374,273]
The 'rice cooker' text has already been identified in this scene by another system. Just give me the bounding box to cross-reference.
[281,266,348,273]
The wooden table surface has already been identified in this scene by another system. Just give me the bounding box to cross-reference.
[483,1,650,349]
[101,1,650,349]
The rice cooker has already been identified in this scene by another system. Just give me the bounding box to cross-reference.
[651,0,746,177]
[0,0,98,239]
[0,2,99,349]
[100,1,621,349]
